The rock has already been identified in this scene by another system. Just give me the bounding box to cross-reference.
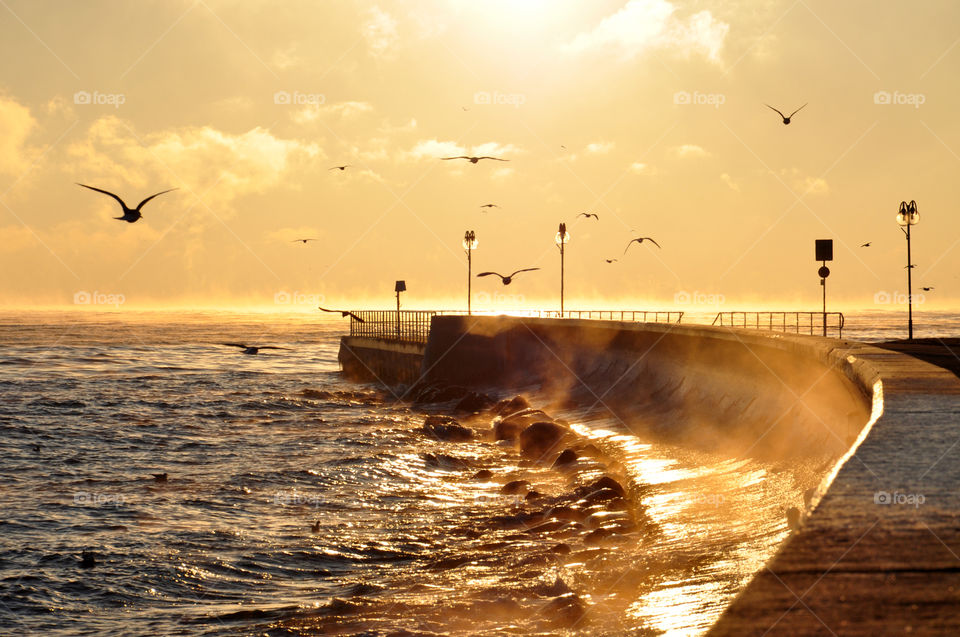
[583,527,613,546]
[420,415,473,442]
[525,490,543,501]
[542,593,587,627]
[490,395,530,416]
[472,469,494,481]
[553,449,578,467]
[533,576,572,597]
[581,488,622,506]
[548,505,587,522]
[550,543,572,555]
[412,383,469,404]
[493,409,553,441]
[501,480,530,495]
[585,476,626,498]
[519,422,569,460]
[455,391,496,413]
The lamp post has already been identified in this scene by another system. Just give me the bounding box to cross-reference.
[555,222,570,317]
[394,280,406,339]
[462,230,478,315]
[896,200,919,340]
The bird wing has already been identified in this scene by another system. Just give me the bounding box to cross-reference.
[221,343,248,349]
[476,271,504,279]
[348,312,365,323]
[623,239,640,254]
[789,103,808,118]
[508,268,540,278]
[135,188,178,210]
[642,237,662,248]
[764,104,786,118]
[76,183,129,209]
[441,156,470,160]
[477,156,509,161]
[259,346,292,350]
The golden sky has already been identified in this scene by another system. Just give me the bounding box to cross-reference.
[1,0,958,311]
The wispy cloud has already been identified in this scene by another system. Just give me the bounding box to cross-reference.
[363,6,399,60]
[672,144,709,158]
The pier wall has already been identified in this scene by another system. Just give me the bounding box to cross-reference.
[338,336,425,386]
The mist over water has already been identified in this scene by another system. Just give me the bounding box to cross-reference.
[0,309,954,635]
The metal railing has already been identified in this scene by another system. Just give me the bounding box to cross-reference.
[346,309,685,343]
[711,311,845,338]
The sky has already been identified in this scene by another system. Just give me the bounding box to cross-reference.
[0,0,958,312]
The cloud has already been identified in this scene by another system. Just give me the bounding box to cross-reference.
[68,116,321,210]
[363,6,399,59]
[672,144,709,158]
[566,0,728,63]
[272,45,302,70]
[407,138,465,160]
[779,168,829,195]
[720,172,740,191]
[291,101,374,124]
[586,141,615,154]
[0,96,37,175]
[630,162,655,174]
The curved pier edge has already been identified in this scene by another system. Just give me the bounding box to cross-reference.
[415,316,960,635]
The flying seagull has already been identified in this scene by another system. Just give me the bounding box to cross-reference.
[860,242,872,247]
[480,203,499,209]
[921,286,935,291]
[318,307,365,322]
[329,165,350,171]
[151,473,168,482]
[577,213,599,220]
[442,156,509,164]
[477,268,539,285]
[221,343,292,356]
[624,237,662,253]
[765,103,807,125]
[292,238,319,244]
[76,183,177,223]
[605,258,618,263]
[905,264,917,269]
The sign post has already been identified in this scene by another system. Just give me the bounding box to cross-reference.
[815,240,833,337]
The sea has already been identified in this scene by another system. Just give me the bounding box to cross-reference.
[0,309,956,636]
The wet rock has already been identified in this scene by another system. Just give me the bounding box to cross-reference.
[550,543,572,555]
[472,469,494,481]
[524,520,568,534]
[581,488,622,506]
[501,480,530,495]
[470,598,524,619]
[420,415,473,442]
[541,593,587,628]
[490,395,530,416]
[548,505,587,522]
[493,409,553,441]
[583,527,614,546]
[533,576,572,597]
[455,391,496,413]
[411,382,469,404]
[552,449,578,467]
[584,476,626,498]
[525,490,543,501]
[519,422,569,460]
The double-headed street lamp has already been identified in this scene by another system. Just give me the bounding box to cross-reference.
[462,230,478,315]
[555,222,570,317]
[896,200,920,340]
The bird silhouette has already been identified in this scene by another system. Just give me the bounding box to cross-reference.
[905,265,917,269]
[921,286,935,291]
[624,237,662,253]
[311,520,321,533]
[80,551,96,569]
[76,183,177,223]
[442,156,508,163]
[319,307,366,322]
[577,213,599,220]
[860,242,872,247]
[477,268,540,285]
[765,103,807,125]
[292,238,319,244]
[480,204,499,209]
[329,165,350,171]
[221,343,292,355]
[605,258,618,264]
[151,473,168,482]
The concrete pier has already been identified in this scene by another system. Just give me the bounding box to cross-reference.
[338,315,960,634]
